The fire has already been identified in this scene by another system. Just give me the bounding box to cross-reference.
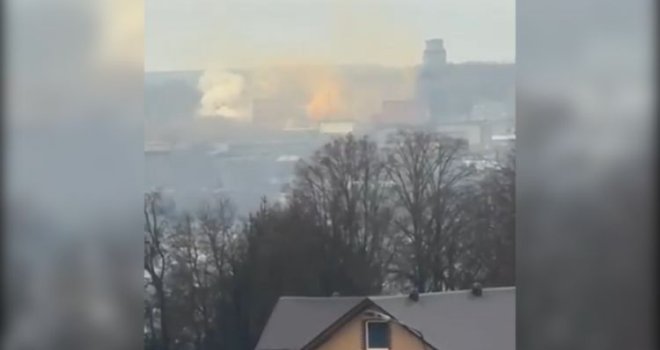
[298,65,349,122]
[306,81,346,121]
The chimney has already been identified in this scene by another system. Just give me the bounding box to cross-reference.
[471,282,483,297]
[408,290,420,302]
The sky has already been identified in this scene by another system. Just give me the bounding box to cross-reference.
[146,0,515,72]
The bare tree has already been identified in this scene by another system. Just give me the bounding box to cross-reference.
[291,134,394,294]
[384,130,473,291]
[144,191,171,350]
[167,213,204,350]
[197,197,236,285]
[142,133,515,350]
[165,196,239,350]
[466,149,515,286]
[196,197,237,349]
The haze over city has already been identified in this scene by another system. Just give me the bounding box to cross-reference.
[144,0,517,213]
[146,0,515,71]
[3,1,653,350]
[144,6,517,348]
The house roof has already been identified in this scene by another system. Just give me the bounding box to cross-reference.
[371,287,515,350]
[255,287,515,350]
[255,296,365,350]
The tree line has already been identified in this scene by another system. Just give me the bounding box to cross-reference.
[144,130,515,350]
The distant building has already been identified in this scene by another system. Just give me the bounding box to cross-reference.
[275,155,301,163]
[418,39,450,122]
[423,38,447,68]
[371,100,429,125]
[491,134,515,142]
[319,121,355,135]
[470,101,510,120]
[416,39,515,125]
[252,99,303,129]
[436,120,493,151]
[491,133,516,159]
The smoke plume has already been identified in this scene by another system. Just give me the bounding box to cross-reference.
[197,69,248,119]
[196,62,415,124]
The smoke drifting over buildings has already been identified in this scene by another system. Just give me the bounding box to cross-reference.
[189,39,512,128]
[146,39,515,212]
[197,69,248,119]
[196,65,353,125]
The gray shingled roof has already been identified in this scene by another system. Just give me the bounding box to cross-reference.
[372,287,515,350]
[255,287,515,350]
[255,296,365,350]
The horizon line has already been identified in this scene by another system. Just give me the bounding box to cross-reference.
[145,60,516,73]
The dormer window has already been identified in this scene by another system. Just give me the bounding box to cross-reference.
[366,321,390,350]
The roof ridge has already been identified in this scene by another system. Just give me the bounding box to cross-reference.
[259,287,515,350]
[368,286,515,299]
[279,295,367,300]
[278,286,515,300]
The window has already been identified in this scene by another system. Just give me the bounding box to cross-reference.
[366,321,390,350]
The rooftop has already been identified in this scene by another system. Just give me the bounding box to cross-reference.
[256,287,515,350]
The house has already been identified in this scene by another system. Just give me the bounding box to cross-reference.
[371,100,430,126]
[255,286,515,350]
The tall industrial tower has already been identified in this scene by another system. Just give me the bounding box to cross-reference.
[423,39,447,68]
[418,38,449,123]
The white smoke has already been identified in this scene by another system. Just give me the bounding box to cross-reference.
[197,69,248,119]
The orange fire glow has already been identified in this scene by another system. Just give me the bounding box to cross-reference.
[305,75,347,122]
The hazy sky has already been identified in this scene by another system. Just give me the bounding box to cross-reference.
[146,0,514,71]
